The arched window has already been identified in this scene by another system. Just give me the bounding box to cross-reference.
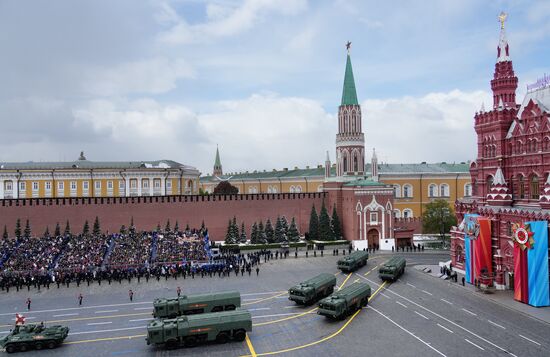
[343,155,348,173]
[440,183,450,197]
[544,137,550,151]
[403,209,413,219]
[518,175,525,199]
[487,175,493,188]
[271,186,278,193]
[464,183,472,197]
[403,184,413,198]
[428,184,438,197]
[530,175,539,199]
[456,245,464,263]
[289,185,295,193]
[353,154,358,172]
[317,185,324,192]
[393,209,401,218]
[394,184,401,198]
[295,185,302,193]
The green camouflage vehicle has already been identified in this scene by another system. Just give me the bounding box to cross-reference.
[317,282,371,319]
[0,323,69,353]
[288,273,337,305]
[337,250,368,272]
[153,291,241,319]
[378,256,406,281]
[146,309,252,349]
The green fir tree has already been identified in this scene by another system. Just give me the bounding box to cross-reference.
[308,204,319,241]
[331,205,343,240]
[165,219,171,233]
[258,221,267,244]
[318,201,331,241]
[64,221,71,236]
[24,219,31,238]
[93,216,101,236]
[239,222,248,243]
[2,225,8,240]
[129,217,136,236]
[288,217,300,242]
[120,225,127,235]
[174,221,179,233]
[15,219,21,239]
[265,219,274,243]
[250,222,259,244]
[54,222,61,237]
[44,226,50,238]
[274,216,285,243]
[281,216,289,236]
[82,220,90,236]
[225,219,236,244]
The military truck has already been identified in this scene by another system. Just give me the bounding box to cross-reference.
[378,257,406,281]
[337,250,368,272]
[153,291,241,319]
[288,273,337,305]
[317,282,371,320]
[0,323,69,353]
[146,309,252,349]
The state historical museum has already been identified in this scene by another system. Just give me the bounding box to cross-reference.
[451,15,550,307]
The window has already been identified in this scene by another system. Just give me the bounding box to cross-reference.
[394,184,401,198]
[142,179,149,189]
[289,185,295,193]
[370,212,378,223]
[45,181,51,190]
[271,186,278,193]
[353,155,358,172]
[95,181,101,190]
[5,181,13,191]
[154,179,161,189]
[248,186,258,194]
[530,175,539,199]
[108,181,113,190]
[166,181,171,189]
[403,184,412,198]
[57,181,64,191]
[393,209,401,218]
[403,209,413,219]
[295,185,302,193]
[518,176,525,199]
[20,182,26,191]
[32,182,39,191]
[119,180,125,189]
[428,184,438,197]
[506,222,512,236]
[464,183,472,197]
[317,185,324,192]
[440,183,450,197]
[70,181,77,190]
[130,179,137,189]
[83,181,89,190]
[487,176,493,188]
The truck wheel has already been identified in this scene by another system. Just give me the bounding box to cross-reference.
[166,339,178,350]
[234,329,246,342]
[225,305,236,311]
[19,344,28,352]
[184,337,197,348]
[47,341,56,349]
[35,342,44,350]
[216,332,230,344]
[328,287,334,295]
[5,344,15,354]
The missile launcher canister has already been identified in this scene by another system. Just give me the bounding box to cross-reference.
[153,291,241,319]
[288,273,337,305]
[318,282,371,319]
[337,250,368,272]
[378,257,406,281]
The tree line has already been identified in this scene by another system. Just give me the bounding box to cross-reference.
[307,201,342,241]
[224,216,300,244]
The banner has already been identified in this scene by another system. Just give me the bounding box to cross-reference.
[474,218,492,279]
[463,214,480,284]
[512,221,550,307]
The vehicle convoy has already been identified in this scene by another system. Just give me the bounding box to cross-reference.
[146,309,252,349]
[378,257,406,281]
[288,273,337,305]
[317,282,371,319]
[337,250,368,272]
[153,291,241,318]
[0,323,69,353]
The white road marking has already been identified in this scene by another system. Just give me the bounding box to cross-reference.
[396,301,408,308]
[519,334,541,346]
[133,307,151,311]
[87,321,113,326]
[284,306,299,309]
[276,297,288,299]
[440,299,453,305]
[24,317,36,320]
[243,298,262,302]
[437,324,453,333]
[465,339,485,351]
[53,313,79,317]
[70,326,144,335]
[406,283,416,288]
[386,289,513,355]
[95,310,118,314]
[414,311,429,320]
[421,290,433,296]
[461,308,477,316]
[0,331,11,334]
[252,312,303,319]
[242,291,285,296]
[369,307,446,357]
[248,308,271,311]
[380,293,391,299]
[487,320,505,329]
[129,318,152,322]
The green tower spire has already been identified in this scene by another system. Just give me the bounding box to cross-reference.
[213,145,223,176]
[214,146,221,167]
[341,54,359,106]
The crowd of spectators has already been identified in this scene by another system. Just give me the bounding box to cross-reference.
[108,232,152,268]
[155,228,208,263]
[2,235,65,275]
[55,234,111,272]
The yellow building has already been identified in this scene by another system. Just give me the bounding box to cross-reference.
[200,149,471,218]
[0,153,200,199]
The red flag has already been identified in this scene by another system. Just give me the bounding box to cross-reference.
[15,313,25,325]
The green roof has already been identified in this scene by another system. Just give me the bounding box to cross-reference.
[343,178,384,187]
[0,160,191,170]
[214,146,222,168]
[341,54,359,106]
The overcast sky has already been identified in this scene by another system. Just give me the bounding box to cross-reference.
[1,0,549,175]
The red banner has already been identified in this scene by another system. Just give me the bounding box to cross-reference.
[513,244,528,303]
[474,218,492,279]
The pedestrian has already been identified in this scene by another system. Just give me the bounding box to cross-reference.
[256,267,260,276]
[177,286,181,297]
[78,293,83,306]
[129,289,134,302]
[461,276,465,286]
[26,297,31,311]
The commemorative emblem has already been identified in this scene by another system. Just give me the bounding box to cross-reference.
[512,223,535,250]
[461,216,480,240]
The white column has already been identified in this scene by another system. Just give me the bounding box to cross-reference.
[381,208,385,240]
[125,176,130,197]
[149,177,153,196]
[161,177,166,196]
[138,178,142,196]
[0,179,4,199]
[14,178,19,198]
[363,210,367,241]
[357,211,362,240]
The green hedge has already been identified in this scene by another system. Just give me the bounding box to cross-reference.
[219,242,307,251]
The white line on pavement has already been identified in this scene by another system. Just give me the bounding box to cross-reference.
[487,320,505,329]
[252,312,302,319]
[465,339,485,351]
[95,310,119,314]
[242,291,284,296]
[519,334,541,346]
[133,307,151,311]
[406,283,416,288]
[248,308,271,312]
[53,313,79,317]
[70,326,144,335]
[0,331,10,334]
[421,290,433,296]
[437,324,453,333]
[461,308,477,316]
[129,318,152,322]
[284,306,300,309]
[396,301,408,308]
[414,311,429,320]
[380,293,391,299]
[386,289,512,355]
[440,299,453,305]
[368,307,446,357]
[87,321,113,326]
[243,299,262,302]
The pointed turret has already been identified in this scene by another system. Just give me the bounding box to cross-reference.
[491,12,518,109]
[213,145,223,176]
[341,54,359,106]
[325,151,331,178]
[371,148,378,181]
[487,167,512,206]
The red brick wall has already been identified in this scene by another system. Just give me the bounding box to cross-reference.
[0,193,325,241]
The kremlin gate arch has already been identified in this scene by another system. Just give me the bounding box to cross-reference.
[366,228,380,248]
